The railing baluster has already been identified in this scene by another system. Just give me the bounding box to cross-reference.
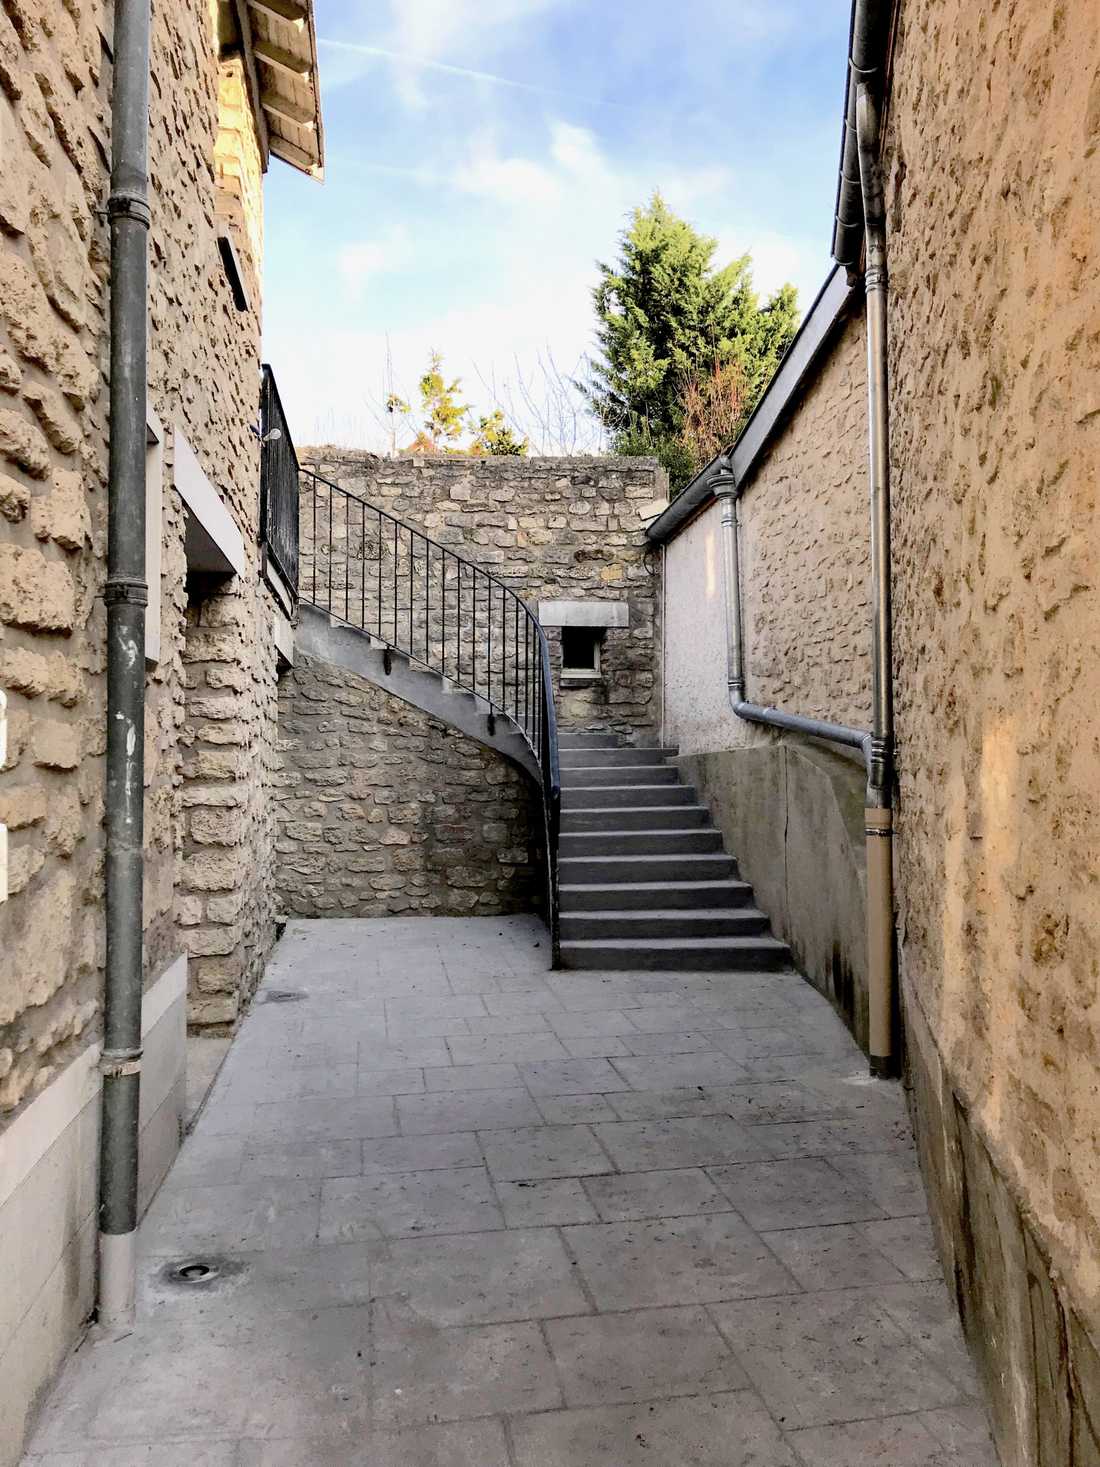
[487,581,493,708]
[294,466,559,961]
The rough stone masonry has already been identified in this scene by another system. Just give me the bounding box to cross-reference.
[275,454,667,920]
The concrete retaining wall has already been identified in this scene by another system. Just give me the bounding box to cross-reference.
[679,740,869,1049]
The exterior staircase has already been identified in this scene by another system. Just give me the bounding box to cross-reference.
[296,603,540,784]
[286,465,787,975]
[558,731,790,971]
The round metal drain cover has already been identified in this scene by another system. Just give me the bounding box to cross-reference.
[172,1259,219,1284]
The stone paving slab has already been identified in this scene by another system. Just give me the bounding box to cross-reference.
[23,915,998,1466]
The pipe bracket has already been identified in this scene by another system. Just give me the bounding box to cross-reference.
[100,1045,143,1079]
[107,190,152,229]
[104,577,149,607]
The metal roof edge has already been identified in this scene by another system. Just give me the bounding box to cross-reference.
[645,263,861,546]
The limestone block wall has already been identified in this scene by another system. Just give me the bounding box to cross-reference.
[663,311,870,759]
[300,454,665,737]
[276,654,539,918]
[0,0,282,1092]
[0,1,284,1453]
[883,1,1100,1457]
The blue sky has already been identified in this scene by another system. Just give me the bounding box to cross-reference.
[262,0,851,452]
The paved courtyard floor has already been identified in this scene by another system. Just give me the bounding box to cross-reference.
[25,916,998,1465]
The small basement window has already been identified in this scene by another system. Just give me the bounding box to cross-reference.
[561,626,602,679]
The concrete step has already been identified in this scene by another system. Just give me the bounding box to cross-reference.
[558,852,737,885]
[561,805,711,832]
[558,828,723,858]
[558,732,625,749]
[562,784,698,810]
[561,764,680,788]
[559,747,677,769]
[560,908,770,940]
[559,935,791,972]
[559,878,755,912]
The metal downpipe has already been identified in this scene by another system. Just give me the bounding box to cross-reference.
[99,0,151,1331]
[856,82,896,1079]
[715,482,873,758]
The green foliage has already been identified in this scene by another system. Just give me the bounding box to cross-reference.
[417,351,471,449]
[613,419,696,490]
[585,193,800,490]
[471,410,529,457]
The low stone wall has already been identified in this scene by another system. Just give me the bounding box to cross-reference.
[276,654,541,919]
[679,740,869,1049]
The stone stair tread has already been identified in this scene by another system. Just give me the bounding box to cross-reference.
[559,852,734,866]
[563,809,709,821]
[563,906,768,923]
[561,935,788,950]
[559,879,752,895]
[562,783,688,793]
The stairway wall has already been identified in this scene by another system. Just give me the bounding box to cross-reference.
[275,653,540,918]
[297,453,666,738]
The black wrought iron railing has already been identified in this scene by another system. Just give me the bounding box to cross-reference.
[298,467,561,958]
[259,364,300,600]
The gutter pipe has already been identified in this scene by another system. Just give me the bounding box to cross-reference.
[711,53,897,1079]
[855,82,895,1079]
[99,0,151,1330]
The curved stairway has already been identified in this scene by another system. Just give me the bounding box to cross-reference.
[558,732,790,971]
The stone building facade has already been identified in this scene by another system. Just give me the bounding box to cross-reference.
[655,2,1100,1461]
[276,453,666,920]
[0,2,321,1459]
[885,3,1100,1459]
[661,293,873,1046]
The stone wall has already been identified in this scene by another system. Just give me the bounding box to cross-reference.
[663,311,870,759]
[299,453,666,737]
[0,0,283,1102]
[276,654,540,918]
[661,313,872,1048]
[0,2,285,1453]
[883,2,1100,1460]
[740,311,870,729]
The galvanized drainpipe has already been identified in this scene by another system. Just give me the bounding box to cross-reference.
[855,81,895,1080]
[99,0,151,1330]
[713,83,897,1076]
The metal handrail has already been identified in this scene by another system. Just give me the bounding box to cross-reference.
[298,466,561,960]
[260,365,301,599]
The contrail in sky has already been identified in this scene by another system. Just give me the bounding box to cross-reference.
[318,37,623,108]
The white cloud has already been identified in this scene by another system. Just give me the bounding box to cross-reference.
[267,118,823,454]
[337,231,407,303]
